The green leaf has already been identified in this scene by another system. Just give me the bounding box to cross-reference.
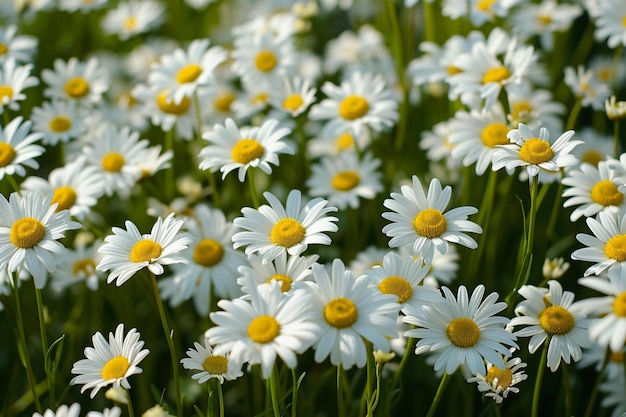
[45,334,65,379]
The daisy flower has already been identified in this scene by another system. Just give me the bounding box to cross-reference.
[510,1,582,51]
[206,278,320,379]
[70,323,150,398]
[50,240,102,292]
[86,407,122,417]
[21,156,105,220]
[307,124,371,158]
[467,350,528,404]
[30,100,84,146]
[33,404,81,417]
[593,0,626,49]
[348,245,390,277]
[449,107,511,175]
[578,341,626,380]
[158,205,246,316]
[237,252,318,295]
[572,127,613,167]
[404,284,517,376]
[492,123,581,179]
[578,269,626,352]
[0,191,80,288]
[42,57,109,106]
[599,372,626,417]
[59,0,107,13]
[364,251,439,313]
[419,119,461,171]
[0,57,38,115]
[232,32,298,86]
[181,338,244,384]
[443,0,521,27]
[562,161,626,222]
[309,71,398,137]
[198,117,294,182]
[382,176,482,262]
[564,65,612,111]
[148,38,227,105]
[96,213,191,286]
[0,116,44,180]
[232,189,339,263]
[571,211,626,277]
[399,245,461,289]
[305,259,400,369]
[306,151,383,210]
[509,280,591,371]
[506,85,565,134]
[101,0,165,41]
[268,76,317,117]
[0,25,37,64]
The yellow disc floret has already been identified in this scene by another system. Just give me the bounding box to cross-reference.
[331,171,360,191]
[613,291,626,317]
[176,64,203,84]
[64,77,90,99]
[539,305,575,335]
[482,66,511,84]
[101,152,125,173]
[413,208,447,239]
[51,186,77,212]
[0,142,16,167]
[193,239,224,267]
[248,315,280,343]
[101,356,130,380]
[378,276,413,304]
[129,239,162,263]
[255,50,277,72]
[605,234,626,262]
[0,85,13,103]
[270,218,305,248]
[157,91,191,115]
[446,317,481,348]
[519,138,554,165]
[283,94,304,111]
[231,139,264,164]
[481,122,511,148]
[267,274,293,293]
[202,355,228,375]
[49,116,72,133]
[324,297,358,328]
[72,259,96,277]
[486,365,513,389]
[591,180,624,207]
[339,95,369,120]
[10,218,46,249]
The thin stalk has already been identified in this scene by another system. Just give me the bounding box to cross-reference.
[12,275,43,413]
[6,174,22,195]
[248,168,260,209]
[545,170,565,241]
[583,346,611,417]
[422,0,436,43]
[291,368,298,417]
[269,365,281,417]
[614,120,620,158]
[148,271,183,417]
[34,285,55,406]
[216,379,225,417]
[126,388,136,417]
[207,380,213,417]
[425,372,451,417]
[360,342,375,416]
[390,337,414,393]
[531,340,549,417]
[193,91,204,145]
[337,364,346,417]
[562,362,572,417]
[165,128,175,201]
[565,98,582,131]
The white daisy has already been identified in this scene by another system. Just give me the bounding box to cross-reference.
[467,350,527,404]
[30,100,84,146]
[307,123,372,158]
[101,0,165,41]
[206,278,320,379]
[148,38,228,105]
[237,251,318,295]
[0,57,38,115]
[158,205,246,316]
[0,115,44,180]
[400,244,460,289]
[268,76,317,117]
[348,245,390,277]
[198,117,294,181]
[404,284,517,376]
[562,161,626,222]
[33,404,81,417]
[181,338,244,384]
[86,407,122,417]
[572,127,613,167]
[70,323,150,398]
[577,341,626,380]
[0,25,37,64]
[42,57,109,106]
[0,191,80,289]
[510,1,582,51]
[599,372,626,417]
[232,32,298,86]
[564,65,612,111]
[50,241,102,292]
[305,259,400,369]
[59,0,107,13]
[419,119,461,170]
[21,156,106,220]
[509,280,591,371]
[306,151,383,210]
[593,0,626,49]
[492,123,581,179]
[232,189,339,263]
[96,213,191,286]
[382,176,482,262]
[571,211,626,277]
[506,85,565,134]
[309,71,398,137]
[578,269,626,352]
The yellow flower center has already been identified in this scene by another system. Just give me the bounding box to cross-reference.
[270,218,305,248]
[324,297,358,328]
[267,273,293,292]
[10,218,46,249]
[72,258,96,277]
[248,315,280,343]
[176,64,203,84]
[623,16,626,27]
[482,66,511,84]
[335,132,354,151]
[613,291,626,317]
[413,208,447,239]
[283,94,304,111]
[447,317,481,348]
[101,152,125,173]
[538,14,552,25]
[591,180,624,207]
[486,365,513,390]
[0,85,13,102]
[0,142,16,167]
[331,170,360,191]
[129,239,162,263]
[64,77,90,99]
[539,305,575,335]
[251,92,269,105]
[157,91,191,115]
[339,95,369,120]
[604,234,626,262]
[49,116,72,133]
[123,17,137,31]
[447,65,463,75]
[0,43,7,55]
[214,92,236,113]
[610,350,624,363]
[581,150,603,167]
[519,138,554,165]
[193,239,224,267]
[255,50,277,72]
[51,186,77,212]
[476,0,496,12]
[101,356,130,380]
[378,275,413,303]
[481,122,511,148]
[231,139,264,164]
[202,355,229,375]
[511,101,533,124]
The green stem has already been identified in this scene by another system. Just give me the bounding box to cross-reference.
[531,340,549,417]
[207,170,221,209]
[207,381,213,417]
[148,271,183,417]
[6,174,22,195]
[583,346,611,417]
[562,362,572,417]
[34,285,55,406]
[361,342,375,417]
[391,337,413,394]
[248,168,260,209]
[422,0,436,43]
[565,98,582,131]
[614,120,620,159]
[12,274,43,413]
[426,372,451,417]
[291,368,298,417]
[337,364,346,417]
[545,170,564,241]
[269,365,281,417]
[193,91,204,144]
[165,128,175,201]
[217,379,224,417]
[126,388,136,417]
